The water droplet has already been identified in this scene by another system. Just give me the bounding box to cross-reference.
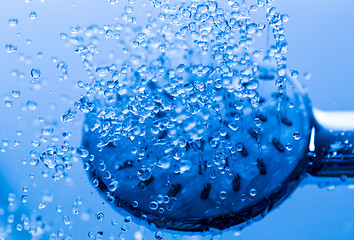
[41,126,53,136]
[108,181,119,191]
[149,201,158,210]
[5,100,13,107]
[21,195,28,203]
[137,168,152,181]
[293,132,301,140]
[219,191,227,200]
[12,89,21,97]
[56,205,63,213]
[250,188,257,197]
[96,212,104,221]
[29,11,37,20]
[155,231,164,240]
[281,14,289,23]
[5,44,17,53]
[63,216,71,225]
[8,18,18,27]
[31,68,41,79]
[27,101,37,110]
[291,70,299,79]
[286,143,292,151]
[304,72,311,80]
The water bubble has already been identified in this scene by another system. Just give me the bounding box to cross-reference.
[21,195,28,203]
[124,216,132,223]
[12,89,21,97]
[121,224,129,232]
[96,67,109,77]
[281,14,289,23]
[137,168,152,181]
[149,201,158,210]
[293,132,301,140]
[61,109,77,123]
[286,143,292,151]
[250,189,257,197]
[56,205,63,213]
[155,231,164,240]
[8,18,18,27]
[5,44,18,53]
[41,126,53,136]
[96,212,104,221]
[27,101,37,110]
[29,11,37,20]
[219,191,227,200]
[291,70,299,79]
[31,68,41,79]
[16,224,23,231]
[108,181,119,191]
[246,23,258,34]
[5,100,13,107]
[63,216,71,225]
[304,72,311,80]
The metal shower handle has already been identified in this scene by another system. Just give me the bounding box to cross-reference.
[308,109,354,178]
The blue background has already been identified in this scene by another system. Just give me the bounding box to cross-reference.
[0,0,354,239]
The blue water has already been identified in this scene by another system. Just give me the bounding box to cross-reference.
[0,0,354,239]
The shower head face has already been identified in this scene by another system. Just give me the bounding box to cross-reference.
[82,67,311,232]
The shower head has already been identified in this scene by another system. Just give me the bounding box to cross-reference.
[80,64,354,232]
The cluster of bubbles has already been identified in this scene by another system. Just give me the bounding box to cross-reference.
[1,0,307,239]
[58,0,299,234]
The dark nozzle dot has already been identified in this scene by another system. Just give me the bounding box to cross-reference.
[168,183,182,197]
[259,97,266,104]
[200,183,212,200]
[255,113,267,122]
[271,92,289,101]
[259,73,275,81]
[281,116,293,126]
[257,159,267,175]
[156,111,167,118]
[199,158,207,175]
[118,160,134,170]
[138,175,154,189]
[248,128,257,140]
[232,174,241,192]
[158,130,168,139]
[272,138,285,152]
[239,145,248,157]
